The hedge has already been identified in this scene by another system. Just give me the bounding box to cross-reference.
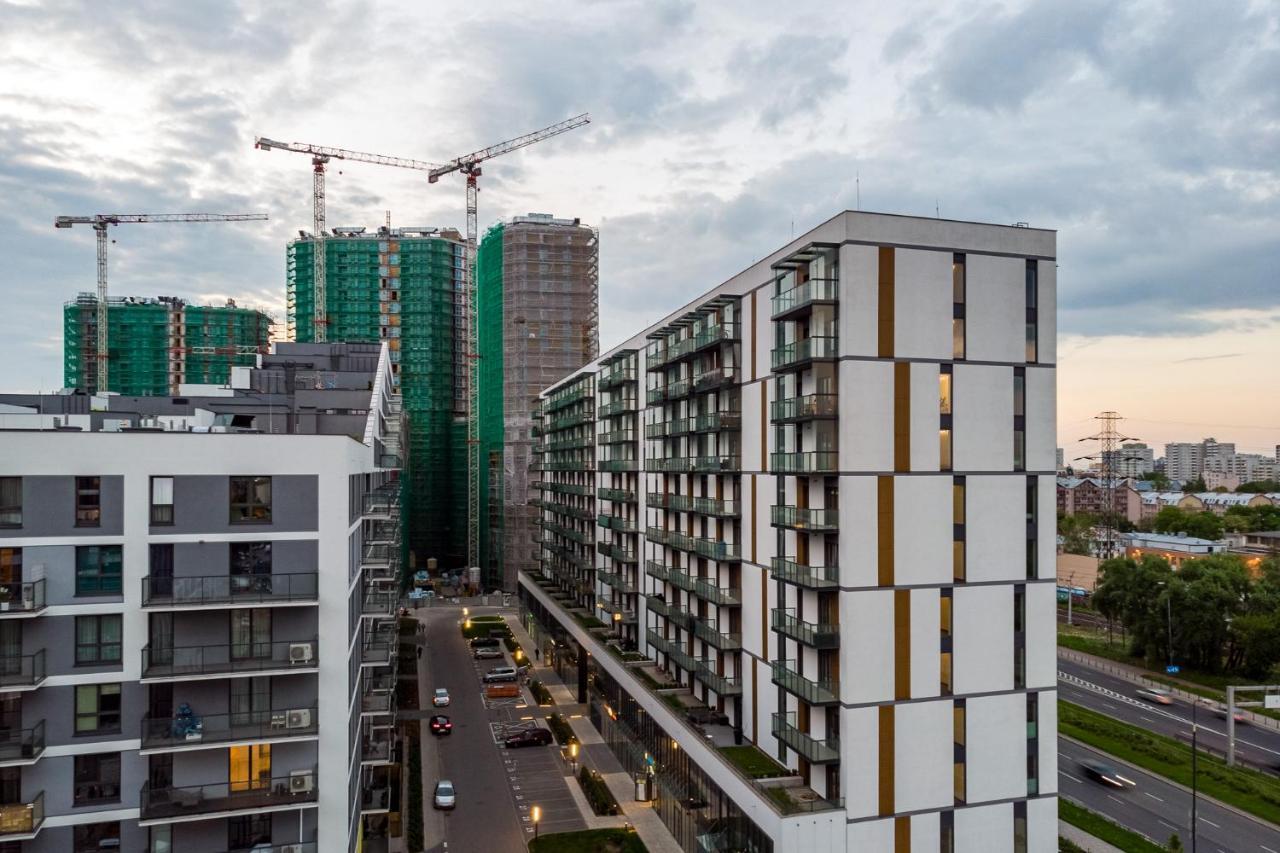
[577,766,620,816]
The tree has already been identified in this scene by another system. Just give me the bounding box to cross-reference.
[1236,479,1280,494]
[1152,507,1223,541]
[1058,512,1096,556]
[1184,477,1207,493]
[1167,833,1184,852]
[1222,505,1280,533]
[1139,471,1171,490]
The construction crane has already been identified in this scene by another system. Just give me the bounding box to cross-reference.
[428,113,591,573]
[53,213,269,394]
[254,137,441,342]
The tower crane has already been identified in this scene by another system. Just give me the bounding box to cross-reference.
[253,137,441,342]
[428,113,591,573]
[53,213,269,394]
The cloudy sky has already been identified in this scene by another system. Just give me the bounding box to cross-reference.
[1,0,1278,454]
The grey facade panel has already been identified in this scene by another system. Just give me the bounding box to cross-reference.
[0,475,124,539]
[161,475,318,535]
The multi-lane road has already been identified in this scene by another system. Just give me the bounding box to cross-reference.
[1058,655,1280,851]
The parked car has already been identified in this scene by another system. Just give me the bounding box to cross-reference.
[469,637,501,649]
[1079,760,1135,789]
[1136,688,1173,706]
[433,780,456,810]
[489,628,509,639]
[429,715,453,736]
[483,665,518,684]
[432,688,451,707]
[504,727,554,748]
[474,647,504,660]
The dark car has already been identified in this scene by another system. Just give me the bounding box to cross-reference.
[429,715,453,736]
[504,727,554,748]
[1079,759,1135,788]
[469,637,500,649]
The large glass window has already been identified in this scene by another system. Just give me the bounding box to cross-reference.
[229,476,272,524]
[0,479,19,528]
[76,615,123,665]
[76,546,122,596]
[75,476,101,527]
[75,683,122,734]
[229,744,271,792]
[74,821,120,853]
[952,254,966,360]
[228,814,272,849]
[150,476,174,525]
[73,753,121,806]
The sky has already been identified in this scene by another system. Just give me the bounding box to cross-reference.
[1,0,1277,454]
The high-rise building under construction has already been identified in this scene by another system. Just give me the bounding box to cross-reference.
[288,226,466,566]
[476,213,599,590]
[63,293,271,396]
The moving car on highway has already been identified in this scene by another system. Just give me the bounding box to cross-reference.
[1136,687,1173,705]
[1212,704,1247,724]
[1080,759,1136,789]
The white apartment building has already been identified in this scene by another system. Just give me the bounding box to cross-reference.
[522,211,1058,852]
[1113,443,1154,478]
[0,344,403,853]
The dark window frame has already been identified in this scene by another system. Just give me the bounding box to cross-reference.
[0,478,20,528]
[75,545,123,596]
[73,752,121,806]
[75,476,101,528]
[150,476,174,526]
[230,476,272,525]
[74,683,122,735]
[75,614,123,666]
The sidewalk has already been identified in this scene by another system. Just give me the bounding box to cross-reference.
[1057,821,1123,853]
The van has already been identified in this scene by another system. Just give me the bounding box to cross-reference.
[482,665,518,684]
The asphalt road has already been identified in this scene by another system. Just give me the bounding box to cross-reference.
[1058,657,1280,776]
[1059,738,1280,853]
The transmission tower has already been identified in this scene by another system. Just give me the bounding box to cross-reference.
[1077,411,1139,560]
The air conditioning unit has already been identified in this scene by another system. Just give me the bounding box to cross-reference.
[286,708,313,729]
[289,643,314,664]
[289,770,315,794]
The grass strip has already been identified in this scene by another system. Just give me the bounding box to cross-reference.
[529,828,648,853]
[1059,800,1166,853]
[1059,699,1280,825]
[718,745,790,779]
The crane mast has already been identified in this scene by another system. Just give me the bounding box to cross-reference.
[53,213,268,394]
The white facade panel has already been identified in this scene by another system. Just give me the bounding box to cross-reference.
[1026,582,1057,690]
[1037,259,1056,366]
[910,587,941,699]
[841,706,880,819]
[841,590,893,704]
[1037,475,1057,580]
[893,248,952,360]
[895,698,952,813]
[953,363,1012,472]
[839,360,893,472]
[741,380,765,476]
[964,475,1024,583]
[1025,366,1056,472]
[844,817,894,850]
[1037,692,1058,795]
[953,584,1013,695]
[839,243,879,357]
[966,254,1026,363]
[911,811,941,853]
[893,475,951,586]
[1027,795,1058,852]
[966,692,1029,804]
[838,475,879,587]
[955,802,1013,853]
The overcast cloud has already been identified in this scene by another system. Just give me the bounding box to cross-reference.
[0,0,1277,451]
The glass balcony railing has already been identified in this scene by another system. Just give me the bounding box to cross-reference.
[692,455,741,473]
[649,494,739,518]
[141,572,319,608]
[770,451,839,473]
[771,336,839,370]
[693,323,740,351]
[140,771,317,821]
[694,411,741,433]
[597,487,637,504]
[692,367,738,392]
[597,568,637,595]
[141,708,319,751]
[771,393,839,423]
[0,720,44,765]
[646,527,741,563]
[597,541,639,564]
[692,576,741,606]
[770,506,839,531]
[141,640,318,680]
[597,514,639,533]
[0,579,45,616]
[0,791,42,838]
[771,558,839,589]
[599,458,640,473]
[772,712,840,764]
[644,561,672,582]
[691,619,741,651]
[0,651,45,690]
[598,429,637,445]
[694,659,742,696]
[771,278,839,319]
[771,660,839,705]
[362,589,397,617]
[597,366,637,390]
[598,397,639,417]
[771,608,840,649]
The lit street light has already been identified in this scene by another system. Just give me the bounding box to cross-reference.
[531,804,541,842]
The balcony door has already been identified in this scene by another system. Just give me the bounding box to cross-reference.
[228,744,271,792]
[230,677,270,728]
[148,613,173,668]
[0,624,19,676]
[230,542,272,598]
[230,609,271,661]
[148,543,173,600]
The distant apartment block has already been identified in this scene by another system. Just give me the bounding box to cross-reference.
[521,211,1059,851]
[63,294,271,396]
[0,342,403,853]
[1056,477,1141,524]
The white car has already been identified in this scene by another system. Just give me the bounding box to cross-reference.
[432,688,451,707]
[433,780,456,810]
[1136,688,1173,706]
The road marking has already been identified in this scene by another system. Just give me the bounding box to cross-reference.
[1259,845,1277,853]
[1199,817,1220,828]
[1107,794,1125,805]
[1159,819,1180,831]
[1144,792,1164,802]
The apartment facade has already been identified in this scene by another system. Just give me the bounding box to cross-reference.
[524,211,1058,852]
[0,344,403,853]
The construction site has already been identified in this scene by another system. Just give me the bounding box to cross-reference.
[63,293,271,396]
[476,213,599,590]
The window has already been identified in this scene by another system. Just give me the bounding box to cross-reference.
[1026,693,1040,795]
[150,476,174,525]
[1025,260,1039,364]
[229,476,272,524]
[952,254,966,360]
[75,683,121,734]
[1027,476,1038,579]
[940,810,955,853]
[953,699,966,804]
[0,478,19,528]
[938,367,952,415]
[952,477,966,583]
[1013,800,1028,853]
[74,753,121,806]
[228,814,272,849]
[229,744,272,792]
[76,545,122,596]
[74,821,120,853]
[75,476,101,527]
[76,615,122,665]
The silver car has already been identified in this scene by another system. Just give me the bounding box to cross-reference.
[434,779,456,810]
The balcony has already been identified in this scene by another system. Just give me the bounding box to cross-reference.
[771,336,839,371]
[644,597,671,619]
[141,573,319,610]
[0,791,43,839]
[646,527,741,563]
[0,651,45,692]
[666,568,696,595]
[598,397,639,417]
[692,367,738,392]
[598,429,637,445]
[361,772,392,815]
[694,411,741,433]
[691,618,741,651]
[770,451,839,474]
[771,505,839,531]
[361,636,396,667]
[644,561,672,583]
[597,366,636,391]
[772,712,840,764]
[141,708,319,754]
[362,589,397,617]
[0,579,45,617]
[598,512,639,533]
[771,608,840,649]
[362,489,399,520]
[771,278,839,320]
[771,393,839,423]
[693,660,741,696]
[599,600,637,625]
[692,455,740,473]
[772,660,839,706]
[139,772,317,824]
[771,558,840,590]
[597,568,637,595]
[140,640,318,681]
[599,458,640,473]
[362,724,394,765]
[665,378,691,400]
[693,323,740,351]
[362,671,396,716]
[0,721,45,766]
[692,576,741,607]
[597,487,637,504]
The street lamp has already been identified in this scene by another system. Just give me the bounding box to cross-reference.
[1157,580,1197,853]
[613,609,622,640]
[569,741,579,772]
[531,805,541,842]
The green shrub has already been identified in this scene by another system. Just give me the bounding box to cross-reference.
[405,721,424,853]
[577,766,620,816]
[529,678,554,706]
[546,713,577,746]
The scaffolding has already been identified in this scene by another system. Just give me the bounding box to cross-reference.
[475,214,600,590]
[63,294,270,395]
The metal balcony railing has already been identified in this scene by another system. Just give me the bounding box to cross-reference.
[691,619,741,651]
[597,487,637,503]
[693,323,740,351]
[141,572,319,608]
[693,659,742,696]
[694,411,742,433]
[772,712,840,764]
[771,558,839,589]
[139,771,317,821]
[771,278,839,319]
[141,639,318,680]
[770,451,839,474]
[646,527,740,563]
[0,720,44,764]
[771,608,840,649]
[596,569,637,595]
[0,651,45,690]
[771,660,839,706]
[771,393,839,423]
[771,506,839,531]
[0,579,45,616]
[771,336,839,370]
[141,708,319,751]
[645,561,673,582]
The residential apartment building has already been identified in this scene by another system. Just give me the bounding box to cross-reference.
[1055,478,1141,524]
[1110,443,1153,478]
[1163,438,1235,483]
[477,213,599,591]
[522,211,1058,851]
[0,342,402,853]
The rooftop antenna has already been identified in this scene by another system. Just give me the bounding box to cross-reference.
[856,171,860,211]
[935,199,940,218]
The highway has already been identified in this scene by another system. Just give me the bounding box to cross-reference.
[1058,656,1280,776]
[1059,738,1280,852]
